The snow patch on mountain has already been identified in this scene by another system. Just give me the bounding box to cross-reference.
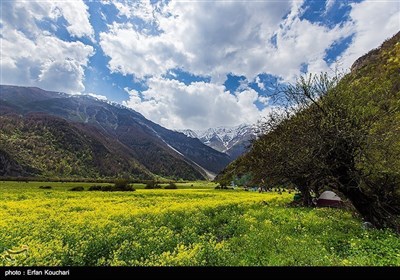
[178,123,257,154]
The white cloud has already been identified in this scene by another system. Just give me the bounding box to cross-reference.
[101,0,294,82]
[113,0,156,23]
[255,76,266,91]
[266,18,353,82]
[0,1,94,93]
[338,0,400,70]
[99,22,185,78]
[87,93,108,101]
[1,28,94,93]
[2,0,398,130]
[99,0,362,83]
[0,0,94,39]
[123,77,273,130]
[55,1,95,40]
[104,0,398,129]
[102,0,398,84]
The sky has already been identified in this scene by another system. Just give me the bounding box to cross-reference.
[1,0,399,130]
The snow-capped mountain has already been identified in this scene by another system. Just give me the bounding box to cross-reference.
[178,129,199,139]
[178,124,257,159]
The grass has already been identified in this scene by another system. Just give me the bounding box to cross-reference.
[0,181,399,266]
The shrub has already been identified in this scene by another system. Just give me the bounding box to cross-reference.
[111,179,135,191]
[88,185,103,191]
[164,182,178,189]
[114,179,130,188]
[215,185,233,190]
[39,186,52,189]
[113,185,135,192]
[69,186,84,191]
[90,184,135,192]
[145,181,161,189]
[100,185,113,192]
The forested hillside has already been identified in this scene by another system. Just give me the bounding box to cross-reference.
[0,86,232,180]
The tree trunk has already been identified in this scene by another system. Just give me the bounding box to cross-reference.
[330,152,400,233]
[340,186,400,233]
[297,185,313,206]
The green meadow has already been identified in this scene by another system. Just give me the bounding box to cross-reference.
[1,181,399,266]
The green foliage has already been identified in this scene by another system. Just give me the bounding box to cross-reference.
[145,181,161,189]
[215,185,233,190]
[113,185,135,192]
[69,186,84,191]
[114,179,130,189]
[88,184,135,192]
[164,182,178,189]
[38,186,52,189]
[218,32,400,231]
[0,182,399,266]
[0,114,154,179]
[88,185,103,191]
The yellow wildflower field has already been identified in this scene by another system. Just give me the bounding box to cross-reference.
[0,181,399,266]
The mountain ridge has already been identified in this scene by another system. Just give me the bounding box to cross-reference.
[0,85,232,179]
[178,123,257,159]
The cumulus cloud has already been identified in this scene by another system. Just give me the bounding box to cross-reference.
[255,76,266,91]
[2,0,398,130]
[100,22,185,78]
[338,0,400,69]
[265,14,353,82]
[113,0,160,23]
[1,28,93,93]
[0,0,94,93]
[103,0,398,83]
[100,0,352,84]
[55,1,95,40]
[101,0,294,82]
[123,77,273,130]
[103,0,356,128]
[0,0,94,39]
[105,0,399,129]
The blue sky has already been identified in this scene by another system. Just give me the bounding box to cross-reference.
[1,0,399,129]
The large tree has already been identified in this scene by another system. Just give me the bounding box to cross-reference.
[219,32,400,231]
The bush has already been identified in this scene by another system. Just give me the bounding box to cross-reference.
[114,179,130,188]
[109,179,135,192]
[113,185,135,192]
[90,184,135,192]
[69,186,84,191]
[164,182,178,189]
[88,185,103,191]
[145,181,161,189]
[215,185,233,190]
[39,186,52,189]
[100,185,113,192]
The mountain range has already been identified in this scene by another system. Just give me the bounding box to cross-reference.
[178,124,257,159]
[0,85,232,180]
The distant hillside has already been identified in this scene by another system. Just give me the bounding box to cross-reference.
[0,86,231,180]
[0,113,154,179]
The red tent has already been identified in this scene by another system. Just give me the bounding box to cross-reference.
[316,191,342,207]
